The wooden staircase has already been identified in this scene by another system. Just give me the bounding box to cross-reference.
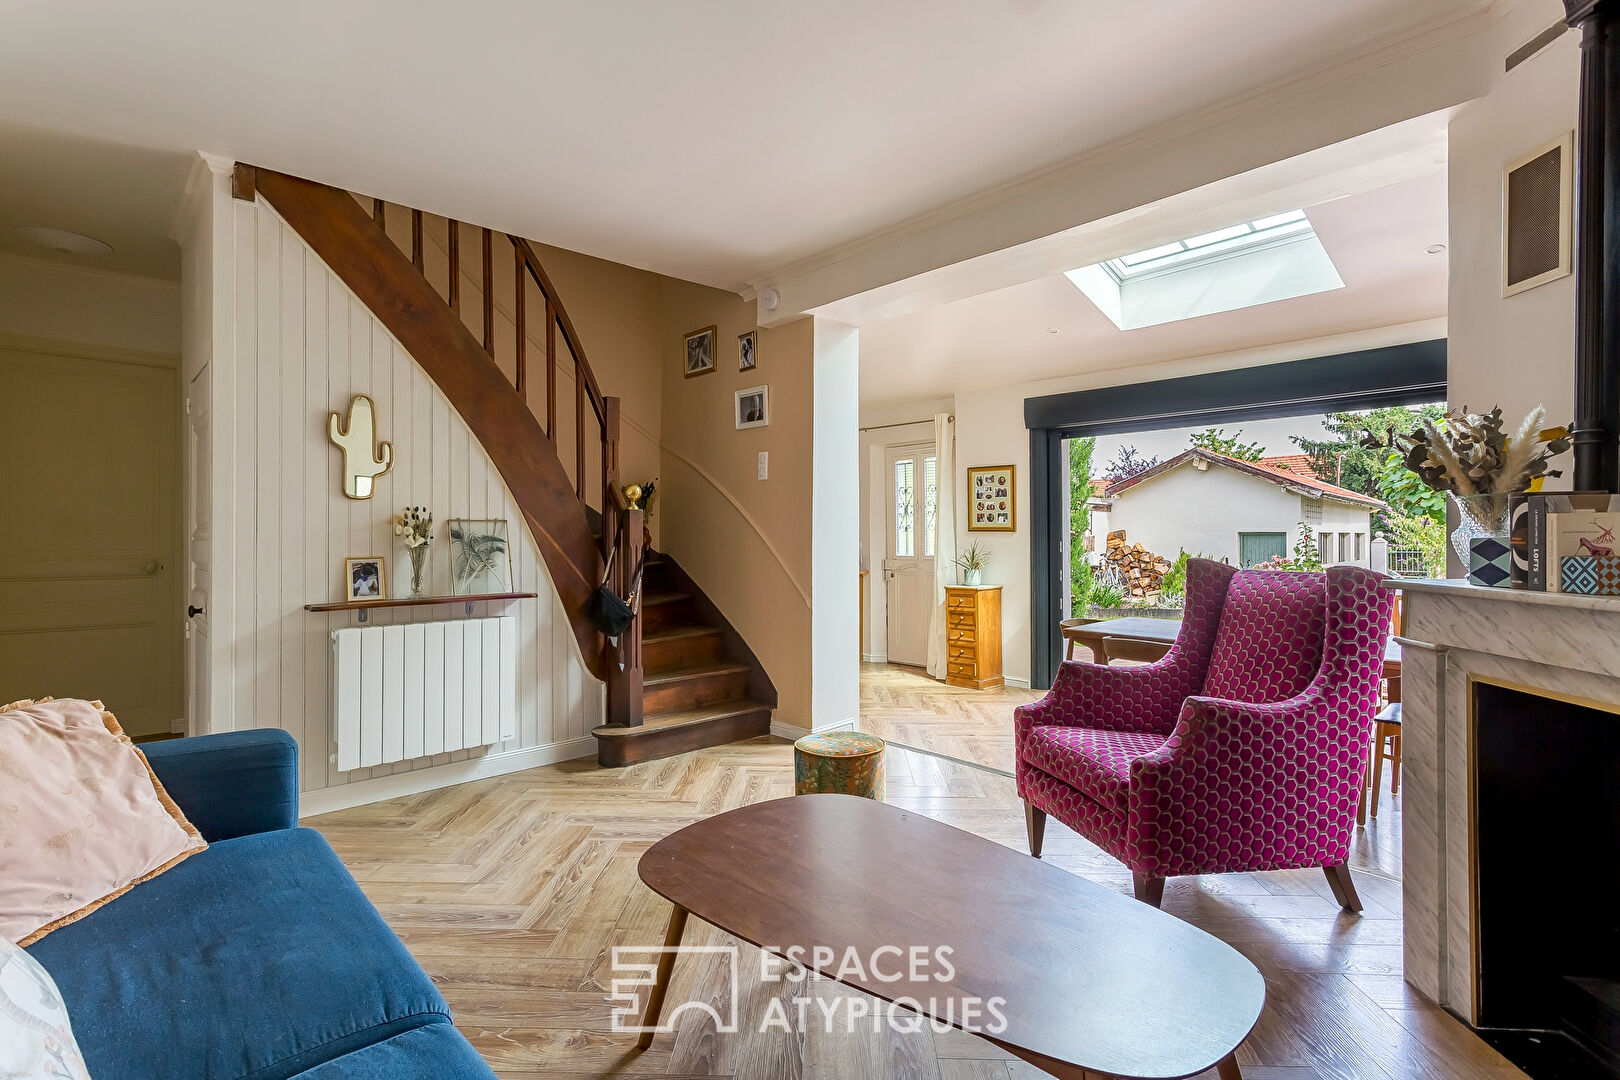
[594,554,772,766]
[242,164,772,767]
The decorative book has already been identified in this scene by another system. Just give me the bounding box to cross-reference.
[1559,554,1620,596]
[1547,507,1620,592]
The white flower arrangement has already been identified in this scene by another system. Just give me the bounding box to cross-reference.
[393,506,433,548]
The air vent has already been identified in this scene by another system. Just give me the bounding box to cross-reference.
[1506,21,1568,73]
[1503,134,1573,297]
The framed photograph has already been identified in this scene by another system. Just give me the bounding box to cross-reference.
[344,556,387,601]
[738,329,758,372]
[734,385,769,430]
[684,325,717,378]
[448,519,512,595]
[967,465,1016,532]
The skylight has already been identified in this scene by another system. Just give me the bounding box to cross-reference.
[1105,210,1311,279]
[1063,208,1343,331]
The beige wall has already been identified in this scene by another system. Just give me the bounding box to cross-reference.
[658,280,815,728]
[1447,1,1578,454]
[0,253,179,355]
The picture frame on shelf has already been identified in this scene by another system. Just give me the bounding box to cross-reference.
[967,465,1016,532]
[738,329,758,372]
[344,556,387,601]
[735,385,769,430]
[448,519,512,594]
[684,325,717,378]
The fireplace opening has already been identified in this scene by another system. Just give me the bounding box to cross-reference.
[1473,679,1620,1072]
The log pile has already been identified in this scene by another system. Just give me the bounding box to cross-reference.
[1102,530,1173,598]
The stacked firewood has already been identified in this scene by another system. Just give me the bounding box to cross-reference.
[1102,531,1173,598]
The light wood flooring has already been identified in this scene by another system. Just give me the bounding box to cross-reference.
[308,670,1513,1080]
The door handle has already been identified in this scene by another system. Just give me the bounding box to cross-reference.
[187,605,205,618]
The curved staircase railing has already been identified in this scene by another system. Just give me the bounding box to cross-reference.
[242,165,642,722]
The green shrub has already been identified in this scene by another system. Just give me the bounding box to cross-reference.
[1089,581,1128,609]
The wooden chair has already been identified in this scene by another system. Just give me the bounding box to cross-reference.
[1366,702,1402,820]
[1101,636,1173,665]
[1059,617,1100,661]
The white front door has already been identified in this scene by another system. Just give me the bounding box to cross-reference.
[884,443,937,667]
[184,364,212,734]
[0,341,183,736]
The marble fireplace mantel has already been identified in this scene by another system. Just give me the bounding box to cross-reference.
[1389,578,1620,1021]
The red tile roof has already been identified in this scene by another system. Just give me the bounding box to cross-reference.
[1258,453,1321,481]
[1105,449,1386,510]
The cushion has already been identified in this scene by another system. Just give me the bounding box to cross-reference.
[1019,726,1166,813]
[0,937,90,1080]
[1,697,206,945]
[26,827,451,1080]
[1201,571,1326,703]
[286,1024,498,1080]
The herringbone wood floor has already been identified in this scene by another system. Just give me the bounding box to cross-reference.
[309,670,1518,1080]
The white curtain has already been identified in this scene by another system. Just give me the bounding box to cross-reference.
[925,413,956,680]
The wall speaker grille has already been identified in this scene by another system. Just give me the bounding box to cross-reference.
[1505,143,1566,291]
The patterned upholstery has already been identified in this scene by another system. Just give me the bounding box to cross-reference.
[1015,561,1394,885]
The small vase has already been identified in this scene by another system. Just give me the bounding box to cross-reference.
[1450,492,1512,587]
[963,569,983,586]
[407,544,430,599]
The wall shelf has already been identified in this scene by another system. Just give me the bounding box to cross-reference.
[305,592,537,621]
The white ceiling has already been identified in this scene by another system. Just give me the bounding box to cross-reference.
[0,123,191,279]
[858,170,1450,408]
[0,0,1485,291]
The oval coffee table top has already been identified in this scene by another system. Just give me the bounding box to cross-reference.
[639,794,1264,1080]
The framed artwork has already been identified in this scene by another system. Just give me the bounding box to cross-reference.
[967,466,1016,532]
[344,556,387,601]
[734,385,769,430]
[684,325,717,378]
[738,329,758,371]
[448,519,512,594]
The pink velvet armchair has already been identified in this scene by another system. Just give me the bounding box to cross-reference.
[1015,559,1394,912]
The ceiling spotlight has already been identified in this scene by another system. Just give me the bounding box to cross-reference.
[1426,244,1447,255]
[1046,327,1060,334]
[13,226,113,256]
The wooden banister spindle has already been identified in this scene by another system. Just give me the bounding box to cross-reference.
[545,296,557,440]
[606,504,645,727]
[481,228,494,356]
[411,208,424,271]
[447,220,460,315]
[372,198,385,231]
[576,363,586,501]
[514,243,527,398]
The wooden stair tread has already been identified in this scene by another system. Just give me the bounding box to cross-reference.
[643,625,723,643]
[642,591,693,607]
[593,699,771,736]
[643,661,749,687]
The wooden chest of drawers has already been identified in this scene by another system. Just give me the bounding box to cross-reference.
[943,585,1003,690]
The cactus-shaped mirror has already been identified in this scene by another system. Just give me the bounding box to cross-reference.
[328,394,393,499]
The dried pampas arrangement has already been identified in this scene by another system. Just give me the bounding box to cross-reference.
[1370,406,1571,496]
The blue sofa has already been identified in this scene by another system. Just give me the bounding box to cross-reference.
[25,730,498,1080]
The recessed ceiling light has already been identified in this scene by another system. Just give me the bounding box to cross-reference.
[1046,327,1060,334]
[1426,243,1447,255]
[13,226,113,256]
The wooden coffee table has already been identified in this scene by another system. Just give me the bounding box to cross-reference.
[635,794,1264,1079]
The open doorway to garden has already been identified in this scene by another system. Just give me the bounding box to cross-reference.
[1062,404,1449,622]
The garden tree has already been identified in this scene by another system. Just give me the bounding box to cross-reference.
[1102,445,1161,483]
[1377,450,1447,521]
[1068,436,1097,612]
[1188,427,1264,461]
[1291,405,1447,506]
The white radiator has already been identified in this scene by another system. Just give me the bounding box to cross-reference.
[332,616,517,771]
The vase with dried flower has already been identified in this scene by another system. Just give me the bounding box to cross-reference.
[393,506,434,598]
[1383,406,1570,586]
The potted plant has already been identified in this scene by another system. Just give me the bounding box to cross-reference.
[953,541,990,586]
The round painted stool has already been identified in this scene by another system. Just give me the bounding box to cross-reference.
[793,731,885,800]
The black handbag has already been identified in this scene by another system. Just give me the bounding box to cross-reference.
[584,544,643,637]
